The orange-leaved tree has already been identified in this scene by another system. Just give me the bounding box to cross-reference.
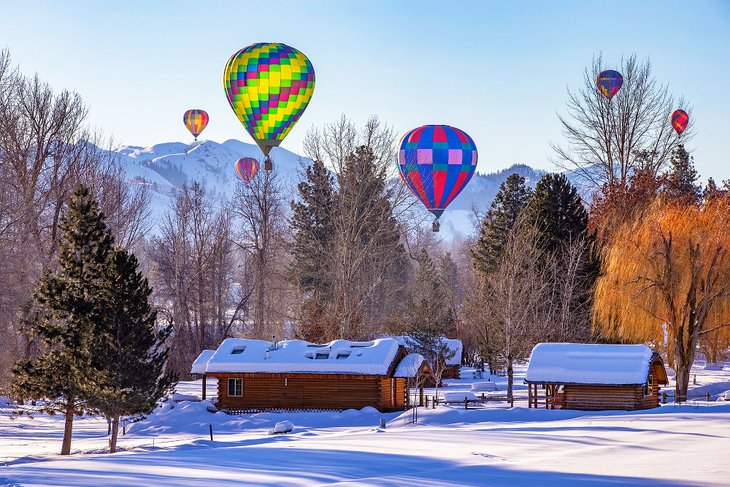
[594,197,730,401]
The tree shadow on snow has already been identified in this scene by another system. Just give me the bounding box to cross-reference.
[3,444,709,487]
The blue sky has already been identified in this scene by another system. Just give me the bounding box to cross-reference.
[3,1,729,180]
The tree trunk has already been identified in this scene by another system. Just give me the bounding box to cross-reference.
[507,358,514,403]
[674,347,692,402]
[109,414,120,453]
[61,400,75,455]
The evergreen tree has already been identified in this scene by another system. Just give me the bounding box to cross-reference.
[92,248,176,453]
[472,174,532,275]
[11,184,113,455]
[661,144,701,203]
[290,159,335,340]
[523,173,589,253]
[523,173,598,342]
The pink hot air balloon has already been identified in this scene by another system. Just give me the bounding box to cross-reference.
[234,157,259,184]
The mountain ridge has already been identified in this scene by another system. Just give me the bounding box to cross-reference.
[117,139,554,239]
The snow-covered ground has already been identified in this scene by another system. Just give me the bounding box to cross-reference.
[1,362,729,486]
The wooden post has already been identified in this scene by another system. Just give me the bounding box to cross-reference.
[122,419,126,436]
[209,424,213,441]
[528,383,532,408]
[202,374,207,401]
[706,392,710,402]
[662,392,667,404]
[464,397,468,410]
[419,387,424,407]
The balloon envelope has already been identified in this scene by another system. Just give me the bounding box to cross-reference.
[671,109,689,135]
[397,125,478,219]
[183,109,209,140]
[235,157,259,184]
[596,70,623,99]
[223,42,315,156]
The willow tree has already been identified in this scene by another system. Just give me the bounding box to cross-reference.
[594,198,730,401]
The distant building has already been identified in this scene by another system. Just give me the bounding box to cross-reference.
[392,336,463,381]
[191,338,431,412]
[524,343,668,410]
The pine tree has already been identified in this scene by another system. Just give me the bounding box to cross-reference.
[472,174,532,275]
[661,144,701,203]
[11,184,114,455]
[523,173,589,253]
[290,159,335,341]
[523,173,598,342]
[92,248,176,453]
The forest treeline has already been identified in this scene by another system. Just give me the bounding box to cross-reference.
[1,49,729,406]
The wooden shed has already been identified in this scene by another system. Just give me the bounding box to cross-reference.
[393,336,463,381]
[524,343,669,411]
[191,338,429,412]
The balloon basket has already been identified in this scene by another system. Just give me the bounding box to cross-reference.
[265,158,273,171]
[432,220,440,232]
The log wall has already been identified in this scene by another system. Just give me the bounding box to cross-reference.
[208,372,406,412]
[563,383,660,410]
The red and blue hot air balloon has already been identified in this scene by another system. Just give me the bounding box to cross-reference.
[671,109,689,136]
[596,70,623,100]
[397,124,478,231]
[234,157,259,184]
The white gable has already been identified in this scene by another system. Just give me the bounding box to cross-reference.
[199,338,402,376]
[190,349,215,374]
[525,343,656,385]
[393,354,426,378]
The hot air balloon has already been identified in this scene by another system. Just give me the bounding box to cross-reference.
[671,109,689,136]
[397,125,478,232]
[596,70,623,100]
[183,109,209,141]
[223,42,315,171]
[235,157,259,184]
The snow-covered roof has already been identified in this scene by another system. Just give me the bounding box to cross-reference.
[392,336,463,365]
[196,338,402,376]
[393,354,427,378]
[191,349,215,375]
[525,343,659,385]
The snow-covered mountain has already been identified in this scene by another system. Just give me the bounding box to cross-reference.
[116,139,550,239]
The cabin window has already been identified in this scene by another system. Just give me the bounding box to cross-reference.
[644,375,654,396]
[336,352,351,360]
[314,352,329,359]
[228,378,242,396]
[231,346,246,355]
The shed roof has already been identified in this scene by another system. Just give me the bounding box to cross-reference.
[393,336,463,365]
[525,343,662,385]
[191,349,215,374]
[393,353,426,378]
[193,338,402,376]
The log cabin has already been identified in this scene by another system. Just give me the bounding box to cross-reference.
[524,343,669,411]
[191,338,430,412]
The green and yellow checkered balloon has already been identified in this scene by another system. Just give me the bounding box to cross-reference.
[223,42,315,157]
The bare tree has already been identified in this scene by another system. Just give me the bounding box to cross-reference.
[150,183,243,375]
[553,54,690,190]
[231,168,291,340]
[482,218,554,401]
[303,115,411,338]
